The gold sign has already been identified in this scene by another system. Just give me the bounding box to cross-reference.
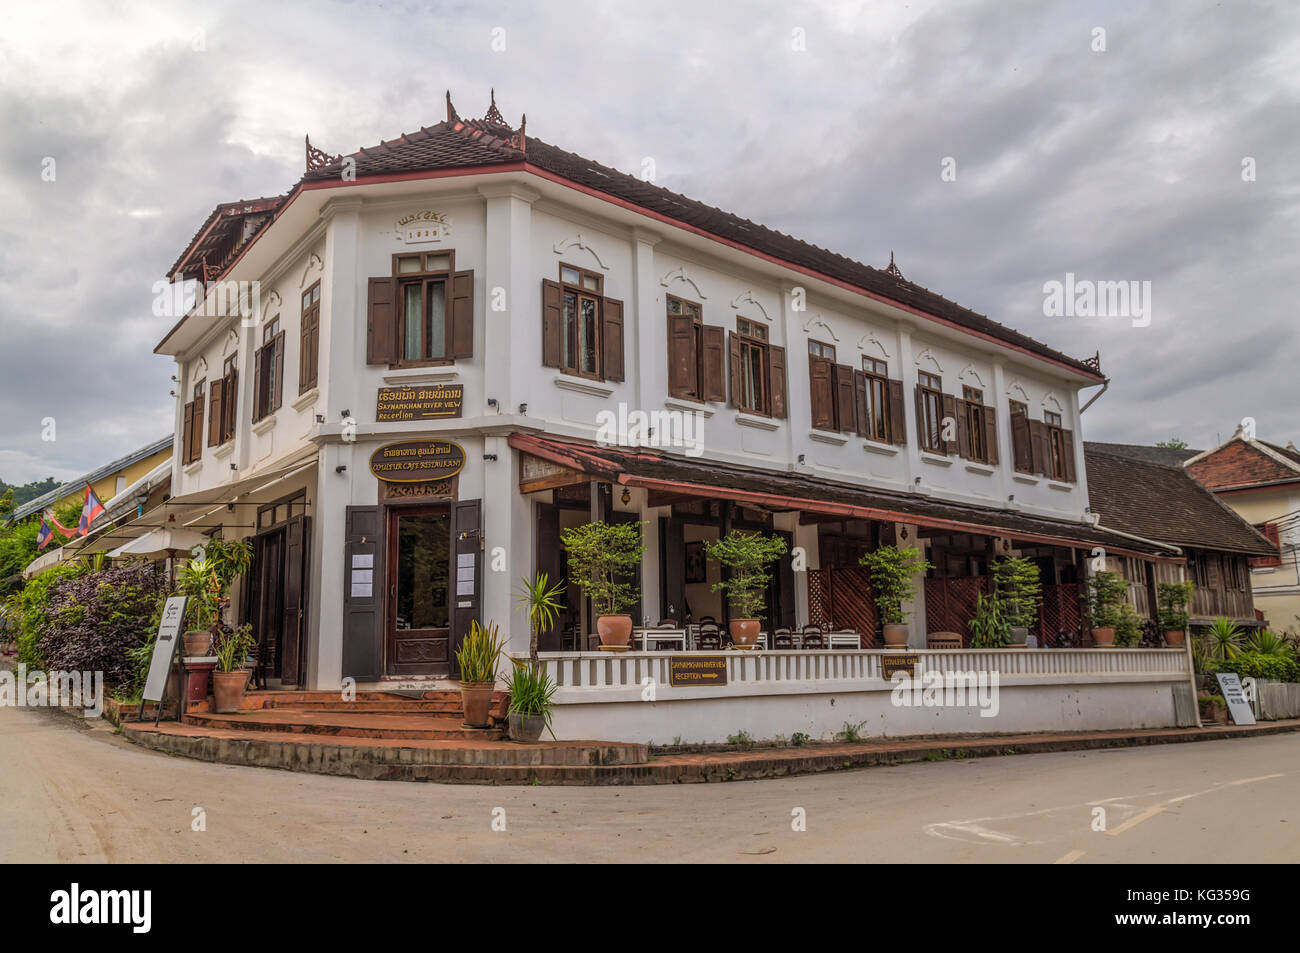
[668,655,728,687]
[881,653,920,679]
[376,384,464,421]
[369,440,466,483]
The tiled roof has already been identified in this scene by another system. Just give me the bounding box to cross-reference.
[168,196,285,282]
[1084,441,1200,467]
[288,110,1102,378]
[7,435,174,524]
[1185,437,1300,490]
[1083,443,1275,556]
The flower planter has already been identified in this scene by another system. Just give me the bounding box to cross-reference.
[730,619,761,646]
[1091,626,1115,648]
[182,659,216,704]
[508,711,546,743]
[596,614,633,647]
[460,681,496,728]
[1163,629,1185,647]
[183,630,212,657]
[211,670,250,713]
[882,623,909,648]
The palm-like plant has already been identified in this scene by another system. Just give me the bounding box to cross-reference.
[1202,617,1244,662]
[514,573,565,666]
[1245,628,1292,658]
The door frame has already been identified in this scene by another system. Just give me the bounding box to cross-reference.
[384,501,454,677]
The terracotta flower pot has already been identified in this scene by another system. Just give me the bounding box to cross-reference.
[730,619,761,646]
[1091,626,1115,647]
[882,623,909,648]
[183,630,212,657]
[1163,629,1185,646]
[508,711,546,743]
[461,681,496,728]
[596,614,633,647]
[211,670,250,713]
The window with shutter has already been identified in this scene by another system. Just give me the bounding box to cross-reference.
[886,379,906,445]
[556,263,605,379]
[666,295,702,399]
[270,330,285,412]
[1044,411,1072,481]
[733,318,771,415]
[299,281,321,393]
[207,377,225,447]
[833,364,856,434]
[858,358,890,443]
[366,276,396,365]
[1010,401,1033,472]
[702,325,727,403]
[182,400,194,464]
[917,372,945,452]
[808,341,835,430]
[960,386,990,463]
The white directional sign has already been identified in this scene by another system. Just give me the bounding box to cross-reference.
[143,595,188,704]
[1214,672,1256,726]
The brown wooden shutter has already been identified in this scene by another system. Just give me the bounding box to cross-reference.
[190,394,204,463]
[768,345,787,419]
[955,398,971,459]
[853,370,869,437]
[366,277,396,365]
[809,357,834,430]
[207,378,224,447]
[1060,428,1077,482]
[449,269,474,359]
[182,401,194,463]
[252,345,265,422]
[983,405,999,465]
[601,297,624,382]
[342,505,384,681]
[300,302,319,393]
[727,332,743,407]
[450,499,483,677]
[701,326,726,402]
[541,279,562,368]
[915,385,926,447]
[270,331,285,412]
[941,393,958,454]
[222,370,238,443]
[1029,420,1050,476]
[1011,412,1032,472]
[280,515,309,687]
[887,379,906,445]
[833,365,855,432]
[667,314,697,398]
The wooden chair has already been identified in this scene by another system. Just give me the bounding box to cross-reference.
[656,618,678,627]
[773,627,794,649]
[697,623,722,650]
[800,624,825,649]
[926,631,963,650]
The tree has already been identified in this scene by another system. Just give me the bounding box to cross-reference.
[1155,438,1188,449]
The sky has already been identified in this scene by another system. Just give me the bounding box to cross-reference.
[0,0,1297,483]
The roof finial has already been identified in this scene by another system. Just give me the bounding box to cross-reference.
[446,90,460,123]
[884,250,904,280]
[484,87,506,125]
[305,134,340,173]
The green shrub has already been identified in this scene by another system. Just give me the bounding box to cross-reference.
[13,562,85,670]
[1210,651,1300,683]
[1156,580,1195,631]
[561,520,645,616]
[992,556,1042,629]
[859,545,933,625]
[1114,603,1144,647]
[968,592,1010,648]
[1085,571,1128,629]
[706,530,788,621]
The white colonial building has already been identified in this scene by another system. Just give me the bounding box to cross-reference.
[114,94,1201,741]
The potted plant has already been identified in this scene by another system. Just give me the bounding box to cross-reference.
[561,520,645,648]
[992,555,1042,646]
[705,530,788,646]
[859,545,934,648]
[177,538,252,657]
[1114,602,1143,647]
[515,572,565,666]
[211,623,256,713]
[968,592,1010,648]
[455,620,506,728]
[1156,580,1194,646]
[1085,570,1127,647]
[505,660,558,743]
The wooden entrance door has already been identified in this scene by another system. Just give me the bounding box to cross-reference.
[386,505,452,676]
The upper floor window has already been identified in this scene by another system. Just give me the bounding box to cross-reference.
[917,371,946,453]
[734,318,770,415]
[1044,410,1069,481]
[540,265,623,382]
[861,358,890,443]
[962,386,990,464]
[1009,400,1033,473]
[808,340,837,430]
[1250,522,1282,569]
[300,281,321,393]
[254,318,284,423]
[666,295,725,402]
[366,252,474,367]
[208,356,237,448]
[181,378,207,465]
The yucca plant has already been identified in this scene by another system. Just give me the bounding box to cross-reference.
[1202,617,1244,662]
[505,660,558,739]
[455,619,507,684]
[1245,628,1291,658]
[514,572,565,665]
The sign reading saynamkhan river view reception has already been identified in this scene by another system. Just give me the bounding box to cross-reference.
[375,384,464,421]
[369,440,466,483]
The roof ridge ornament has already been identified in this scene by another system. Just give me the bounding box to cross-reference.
[484,88,506,125]
[305,135,341,173]
[446,90,460,123]
[884,250,904,280]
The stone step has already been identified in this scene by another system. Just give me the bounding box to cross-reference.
[185,709,503,742]
[123,721,649,770]
[259,699,464,714]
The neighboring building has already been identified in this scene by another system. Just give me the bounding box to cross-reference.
[1184,432,1300,636]
[1083,442,1275,629]
[130,93,1180,695]
[6,435,173,527]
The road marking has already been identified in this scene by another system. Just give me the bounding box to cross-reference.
[1230,774,1284,785]
[1054,849,1086,864]
[1106,805,1165,836]
[925,821,1024,845]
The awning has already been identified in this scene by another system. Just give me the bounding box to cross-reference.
[76,451,318,554]
[508,432,1176,558]
[107,527,211,559]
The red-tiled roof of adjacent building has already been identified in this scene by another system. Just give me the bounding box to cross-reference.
[167,94,1104,378]
[1083,442,1276,556]
[1184,434,1300,491]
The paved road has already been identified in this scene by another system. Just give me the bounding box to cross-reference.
[2,703,1296,863]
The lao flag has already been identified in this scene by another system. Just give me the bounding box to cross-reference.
[77,484,106,535]
[44,508,77,539]
[37,519,54,550]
